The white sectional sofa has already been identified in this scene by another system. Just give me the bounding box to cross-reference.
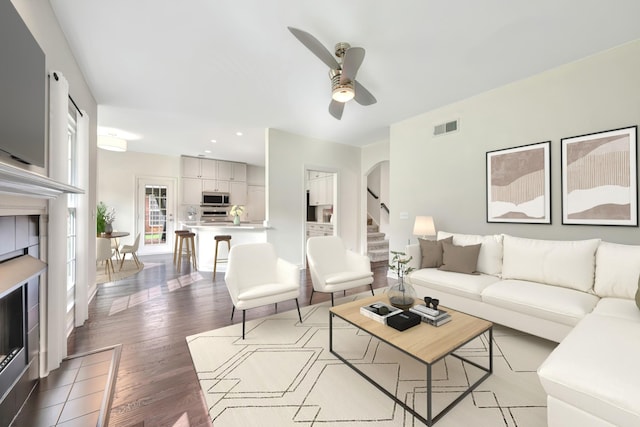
[405,231,640,427]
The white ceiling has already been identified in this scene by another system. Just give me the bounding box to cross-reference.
[49,1,640,167]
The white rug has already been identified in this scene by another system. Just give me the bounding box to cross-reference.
[186,292,557,426]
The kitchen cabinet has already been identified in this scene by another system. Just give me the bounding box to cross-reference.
[230,162,247,181]
[181,156,249,206]
[229,181,247,205]
[306,222,334,238]
[182,156,218,179]
[182,177,202,205]
[309,175,333,206]
[202,179,229,193]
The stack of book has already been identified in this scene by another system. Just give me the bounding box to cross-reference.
[409,304,452,326]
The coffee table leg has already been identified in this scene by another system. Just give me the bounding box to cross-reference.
[329,312,333,352]
[427,364,433,426]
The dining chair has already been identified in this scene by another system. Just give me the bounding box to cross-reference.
[96,237,115,281]
[224,242,302,339]
[119,233,141,270]
[306,235,374,306]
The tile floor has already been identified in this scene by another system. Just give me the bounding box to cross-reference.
[10,346,120,427]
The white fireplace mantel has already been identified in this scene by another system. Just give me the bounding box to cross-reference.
[0,162,83,198]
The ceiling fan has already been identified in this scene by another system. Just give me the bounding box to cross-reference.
[288,27,377,120]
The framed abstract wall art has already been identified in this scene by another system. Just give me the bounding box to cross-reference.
[561,126,638,226]
[486,141,551,223]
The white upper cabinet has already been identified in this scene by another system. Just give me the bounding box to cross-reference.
[230,162,247,181]
[216,161,232,181]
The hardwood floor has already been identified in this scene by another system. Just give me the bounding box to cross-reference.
[67,254,390,426]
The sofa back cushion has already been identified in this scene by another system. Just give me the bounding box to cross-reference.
[437,231,503,276]
[594,241,640,299]
[502,235,600,292]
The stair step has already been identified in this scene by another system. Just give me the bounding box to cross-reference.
[367,224,379,233]
[367,232,385,241]
[368,239,389,251]
[368,249,389,263]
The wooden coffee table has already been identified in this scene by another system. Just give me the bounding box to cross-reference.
[329,295,493,426]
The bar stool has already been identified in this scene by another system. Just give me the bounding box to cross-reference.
[173,230,191,266]
[213,235,232,278]
[176,232,197,271]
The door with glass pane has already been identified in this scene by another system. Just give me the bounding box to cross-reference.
[137,177,177,255]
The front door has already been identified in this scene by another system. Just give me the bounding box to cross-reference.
[137,177,177,255]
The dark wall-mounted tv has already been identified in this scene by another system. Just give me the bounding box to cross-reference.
[0,1,46,168]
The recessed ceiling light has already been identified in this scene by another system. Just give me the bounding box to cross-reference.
[210,139,217,143]
[204,150,212,154]
[236,132,243,136]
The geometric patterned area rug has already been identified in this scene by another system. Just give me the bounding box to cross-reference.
[186,291,557,427]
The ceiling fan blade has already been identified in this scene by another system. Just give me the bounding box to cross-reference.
[329,99,344,120]
[340,47,365,84]
[288,27,340,69]
[354,80,377,106]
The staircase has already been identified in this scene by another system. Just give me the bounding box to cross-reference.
[367,223,389,265]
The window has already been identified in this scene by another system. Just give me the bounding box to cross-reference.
[66,108,78,335]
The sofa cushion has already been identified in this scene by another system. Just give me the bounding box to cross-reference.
[538,314,640,426]
[481,280,599,326]
[437,231,503,276]
[439,241,481,274]
[594,241,640,299]
[501,235,600,292]
[408,268,500,301]
[592,297,640,322]
[418,236,453,268]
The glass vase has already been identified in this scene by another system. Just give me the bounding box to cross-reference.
[233,215,240,225]
[388,277,416,310]
[104,223,113,234]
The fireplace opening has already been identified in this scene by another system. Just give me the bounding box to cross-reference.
[0,286,25,373]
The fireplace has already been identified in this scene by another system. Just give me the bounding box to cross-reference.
[0,216,44,425]
[0,286,26,395]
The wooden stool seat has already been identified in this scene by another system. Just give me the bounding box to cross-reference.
[173,230,191,266]
[213,235,232,278]
[176,232,197,271]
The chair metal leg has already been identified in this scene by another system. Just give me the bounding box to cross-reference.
[242,310,246,340]
[330,293,334,306]
[231,305,235,321]
[275,302,278,312]
[369,283,375,296]
[295,299,302,323]
[309,289,315,305]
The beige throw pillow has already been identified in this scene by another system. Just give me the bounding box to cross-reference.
[418,236,453,268]
[438,241,481,275]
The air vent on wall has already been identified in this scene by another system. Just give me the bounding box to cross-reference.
[433,119,459,136]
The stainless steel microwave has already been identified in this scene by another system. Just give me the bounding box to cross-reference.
[201,192,230,206]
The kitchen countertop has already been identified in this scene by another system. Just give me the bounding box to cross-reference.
[180,220,270,230]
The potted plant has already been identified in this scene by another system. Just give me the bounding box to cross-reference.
[388,250,416,310]
[97,202,116,234]
[229,205,244,225]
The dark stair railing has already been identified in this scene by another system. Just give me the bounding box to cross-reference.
[380,203,389,214]
[367,187,379,199]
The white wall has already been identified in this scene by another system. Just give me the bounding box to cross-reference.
[10,0,98,375]
[266,128,362,266]
[390,40,640,252]
[97,150,180,246]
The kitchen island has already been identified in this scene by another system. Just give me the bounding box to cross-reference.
[179,221,269,273]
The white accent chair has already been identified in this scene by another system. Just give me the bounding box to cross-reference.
[306,236,374,306]
[119,233,141,270]
[96,237,115,281]
[224,242,302,339]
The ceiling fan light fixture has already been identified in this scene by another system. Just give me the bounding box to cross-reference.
[332,85,355,103]
[97,135,127,152]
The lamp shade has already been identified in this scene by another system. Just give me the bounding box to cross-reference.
[97,136,127,152]
[413,216,436,238]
